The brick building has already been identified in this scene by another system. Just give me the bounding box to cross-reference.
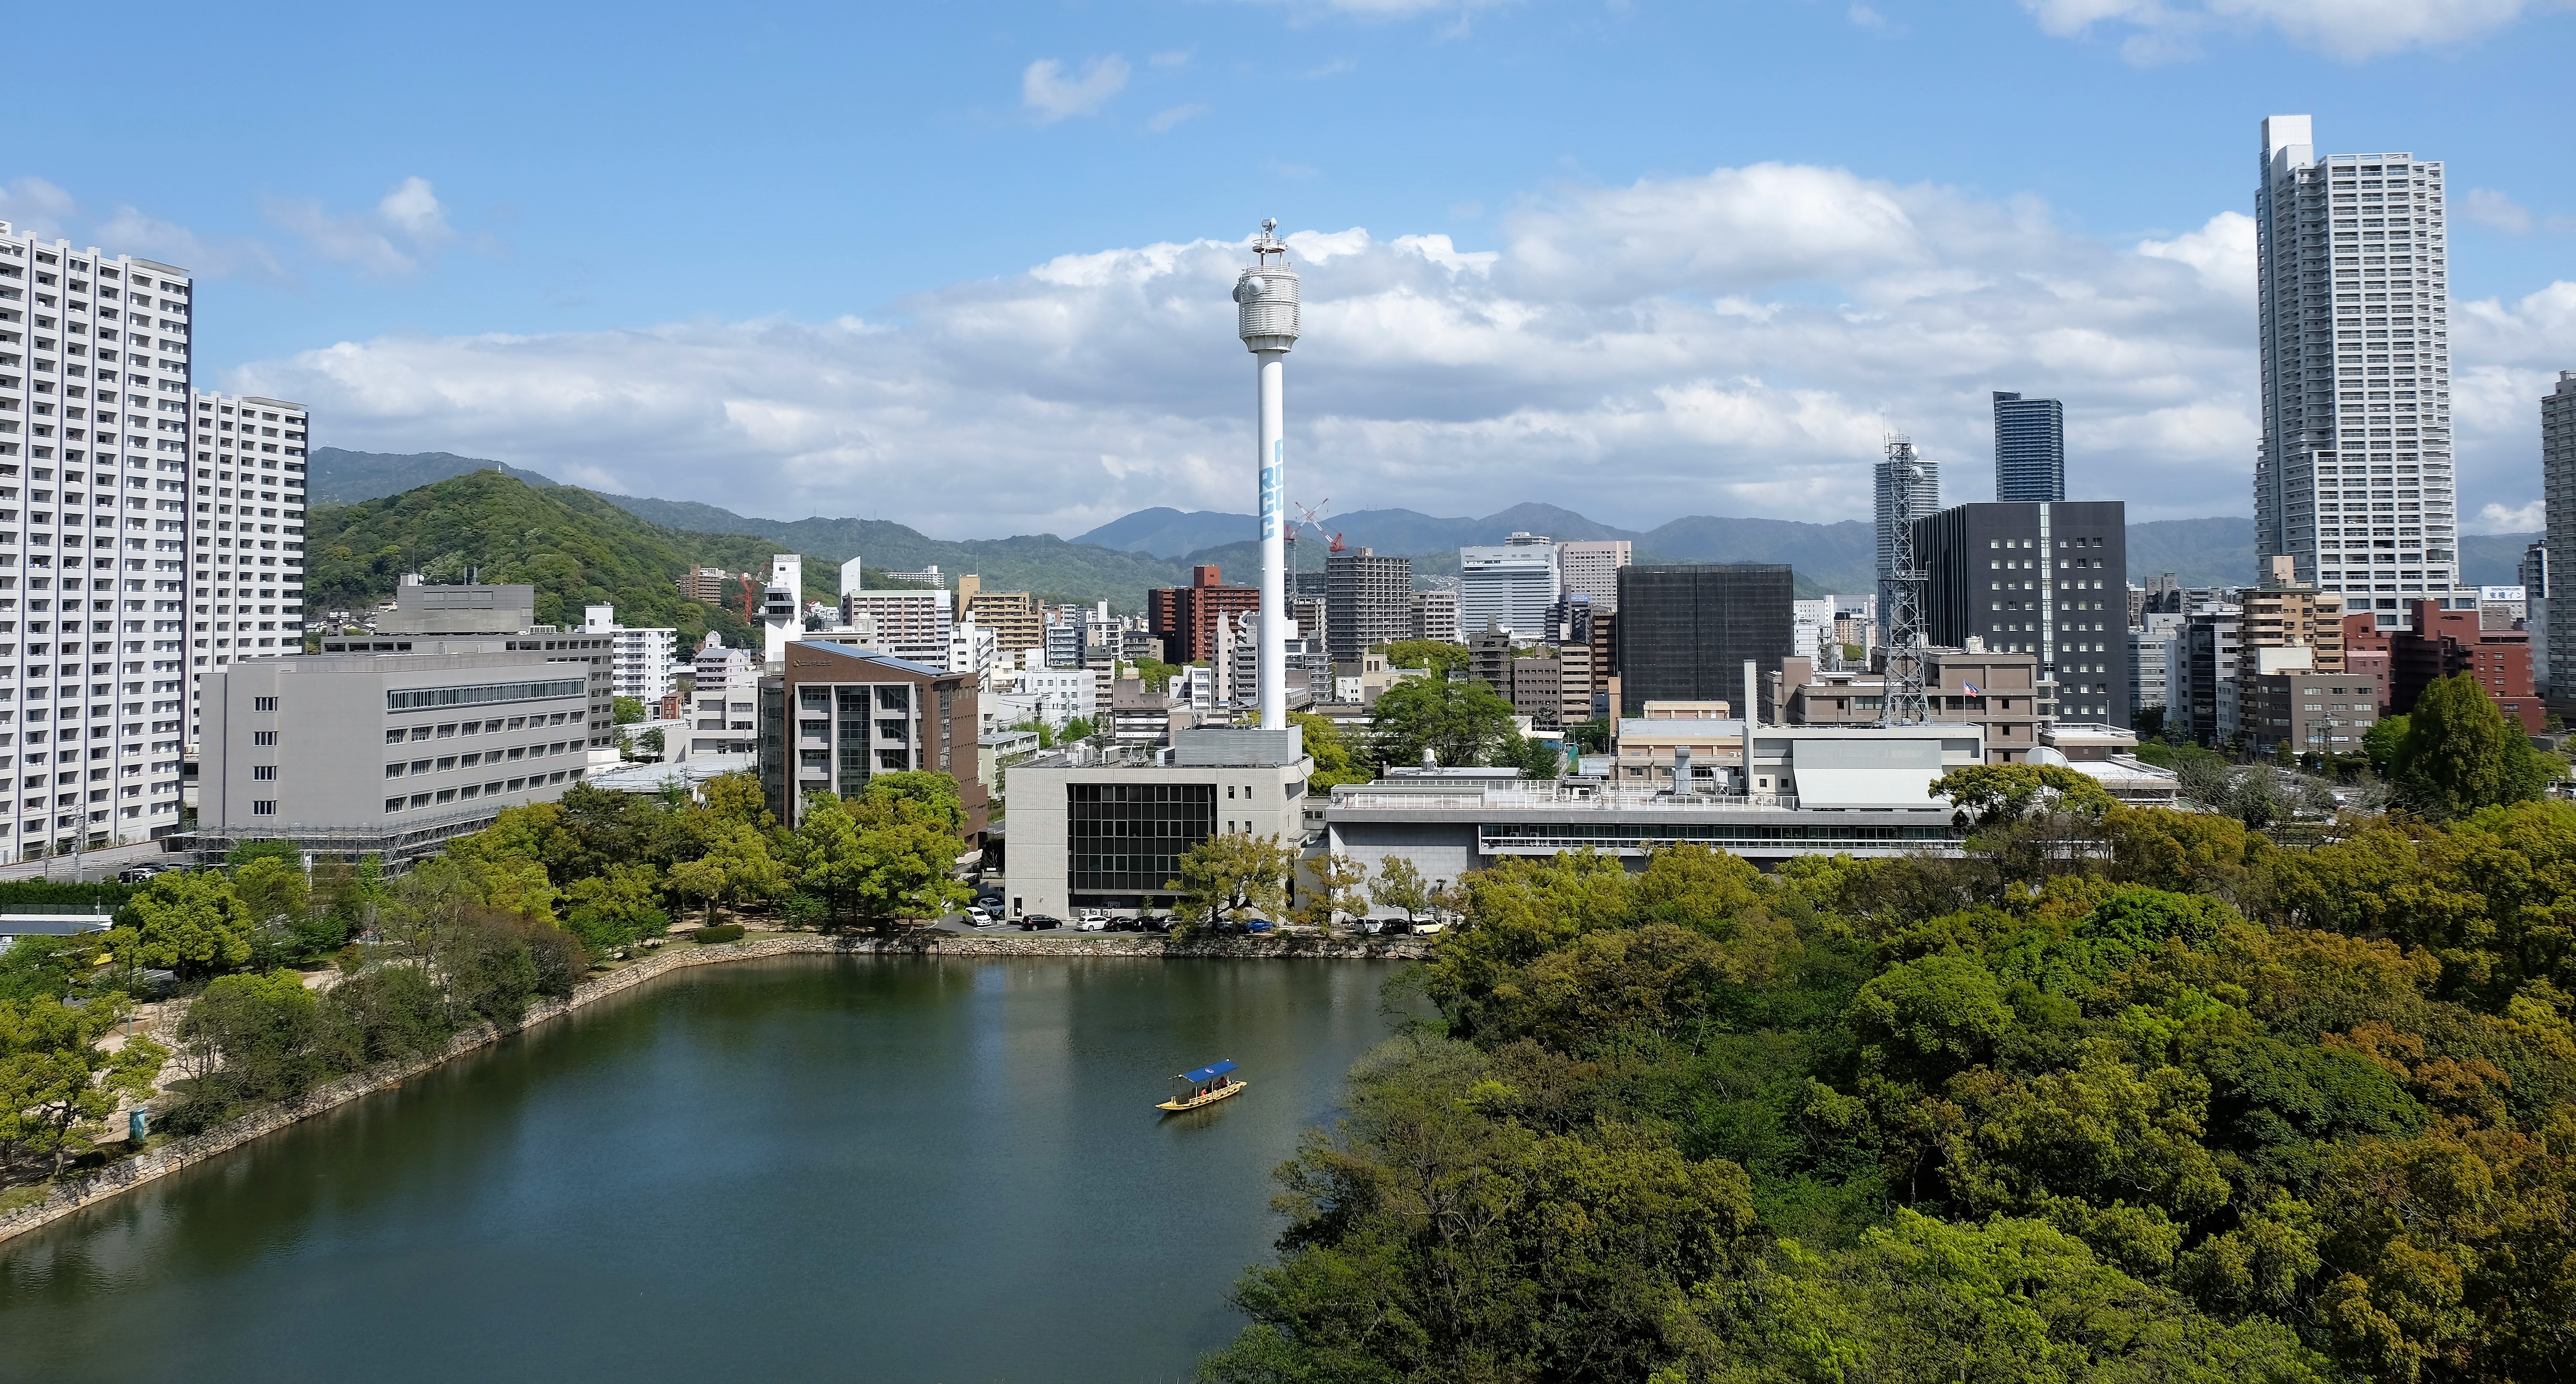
[1147,566,1264,664]
[2385,599,2542,733]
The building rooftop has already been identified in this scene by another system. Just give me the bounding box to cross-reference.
[789,642,953,678]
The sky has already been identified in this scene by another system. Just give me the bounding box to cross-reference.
[6,0,2573,541]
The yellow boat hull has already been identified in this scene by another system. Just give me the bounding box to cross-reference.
[1157,1081,1248,1113]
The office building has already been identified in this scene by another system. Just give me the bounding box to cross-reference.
[2387,598,2541,732]
[1615,564,1794,719]
[2176,604,2242,747]
[2543,374,2576,705]
[2129,614,2183,718]
[841,586,954,667]
[1875,447,1941,633]
[1005,726,1311,921]
[1991,392,2066,503]
[1917,500,2128,727]
[197,648,600,860]
[0,224,199,852]
[1147,565,1261,664]
[1016,664,1106,729]
[2253,115,2466,619]
[1325,546,1410,661]
[676,566,743,605]
[955,576,1041,658]
[583,605,681,703]
[755,641,987,837]
[1409,588,1458,644]
[1458,533,1560,640]
[319,579,617,751]
[948,617,1000,679]
[2242,668,2383,757]
[1555,540,1631,614]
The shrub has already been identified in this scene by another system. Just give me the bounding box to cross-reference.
[691,924,746,944]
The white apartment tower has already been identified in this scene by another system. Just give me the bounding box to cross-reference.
[2254,116,2465,629]
[0,222,197,853]
[188,390,310,744]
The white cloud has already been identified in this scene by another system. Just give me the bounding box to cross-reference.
[1847,4,1891,30]
[1021,55,1131,124]
[231,163,2576,540]
[0,177,79,239]
[2023,0,2549,61]
[0,177,286,282]
[265,176,459,276]
[1145,103,1209,134]
[2473,500,2545,534]
[2462,187,2576,236]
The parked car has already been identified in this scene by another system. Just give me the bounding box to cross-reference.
[1245,919,1275,934]
[1075,917,1109,932]
[1020,915,1063,931]
[118,864,166,884]
[1073,908,1107,925]
[1409,920,1447,936]
[975,893,1005,911]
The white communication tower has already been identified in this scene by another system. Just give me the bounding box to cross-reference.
[1878,435,1931,726]
[1234,219,1300,731]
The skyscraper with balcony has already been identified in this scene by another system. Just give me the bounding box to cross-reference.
[1991,392,2065,502]
[0,222,197,853]
[2542,372,2576,708]
[2253,115,2465,629]
[188,390,310,741]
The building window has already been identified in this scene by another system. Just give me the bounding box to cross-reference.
[250,800,276,815]
[251,765,276,781]
[252,730,277,746]
[1068,781,1215,894]
[252,696,277,711]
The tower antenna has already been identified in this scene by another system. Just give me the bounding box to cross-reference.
[1878,434,1930,727]
[1235,219,1301,730]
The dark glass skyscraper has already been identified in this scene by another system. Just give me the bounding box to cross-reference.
[1614,565,1794,720]
[1992,391,2066,503]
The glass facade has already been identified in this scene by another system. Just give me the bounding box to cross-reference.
[836,687,870,797]
[1613,565,1795,718]
[1067,782,1215,894]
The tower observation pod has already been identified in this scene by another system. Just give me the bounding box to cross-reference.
[1234,219,1300,731]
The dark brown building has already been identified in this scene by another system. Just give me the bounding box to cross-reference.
[1147,565,1264,664]
[758,641,989,840]
[2387,599,2541,733]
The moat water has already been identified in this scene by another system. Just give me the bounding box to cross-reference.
[0,955,1406,1383]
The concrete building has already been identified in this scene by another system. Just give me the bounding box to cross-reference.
[191,390,309,665]
[198,648,599,861]
[1409,588,1458,644]
[1917,500,2129,727]
[948,617,1001,680]
[317,583,619,755]
[755,641,987,839]
[2039,723,2180,805]
[1015,664,1106,729]
[0,223,198,853]
[2543,374,2576,705]
[1329,723,1980,894]
[2242,667,2384,757]
[841,587,953,667]
[1555,540,1631,614]
[1458,533,1559,641]
[583,605,680,703]
[2129,614,2183,723]
[1777,646,2046,763]
[676,567,742,604]
[1147,565,1261,664]
[689,634,761,755]
[1605,703,1736,791]
[1325,547,1410,662]
[1003,726,1310,921]
[2177,605,2243,747]
[955,576,1041,659]
[1616,564,1794,720]
[2253,115,2467,618]
[1992,392,2066,503]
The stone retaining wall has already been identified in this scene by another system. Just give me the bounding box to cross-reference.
[0,931,1423,1247]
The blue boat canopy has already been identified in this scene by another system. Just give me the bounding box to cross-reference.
[1176,1060,1238,1084]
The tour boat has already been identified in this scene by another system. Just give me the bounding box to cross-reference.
[1157,1059,1247,1113]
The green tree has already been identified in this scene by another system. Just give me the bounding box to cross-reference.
[1300,852,1371,931]
[560,863,671,955]
[613,695,647,725]
[0,994,166,1175]
[233,856,310,931]
[2391,672,2552,817]
[1367,856,1432,923]
[173,970,326,1114]
[1289,711,1370,793]
[1375,639,1470,677]
[784,793,871,925]
[1061,715,1097,742]
[1565,716,1613,755]
[115,870,253,977]
[669,823,791,923]
[857,771,968,834]
[1167,833,1296,930]
[1368,675,1522,771]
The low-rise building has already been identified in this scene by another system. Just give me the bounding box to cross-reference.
[584,605,681,704]
[2387,597,2542,732]
[2038,723,2179,805]
[1002,727,1311,920]
[1775,647,2044,763]
[755,641,987,839]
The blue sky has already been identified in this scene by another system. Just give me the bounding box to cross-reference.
[7,0,2572,538]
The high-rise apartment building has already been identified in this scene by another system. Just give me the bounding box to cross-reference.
[1874,448,1940,634]
[1615,565,1794,719]
[1555,540,1631,614]
[1325,546,1410,662]
[1458,532,1559,640]
[2543,373,2576,706]
[1917,500,2130,727]
[2253,115,2466,624]
[1409,589,1458,643]
[584,605,680,703]
[1991,392,2066,503]
[0,223,197,853]
[841,587,954,667]
[954,576,1041,658]
[1146,565,1260,663]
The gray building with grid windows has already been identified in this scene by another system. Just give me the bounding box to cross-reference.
[1916,500,2129,729]
[1614,564,1795,720]
[1325,547,1411,662]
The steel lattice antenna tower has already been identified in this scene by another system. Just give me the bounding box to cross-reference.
[1234,219,1300,731]
[1879,435,1931,726]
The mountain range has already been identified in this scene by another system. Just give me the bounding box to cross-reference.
[307,447,2540,610]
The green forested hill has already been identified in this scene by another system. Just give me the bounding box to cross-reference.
[302,473,858,645]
